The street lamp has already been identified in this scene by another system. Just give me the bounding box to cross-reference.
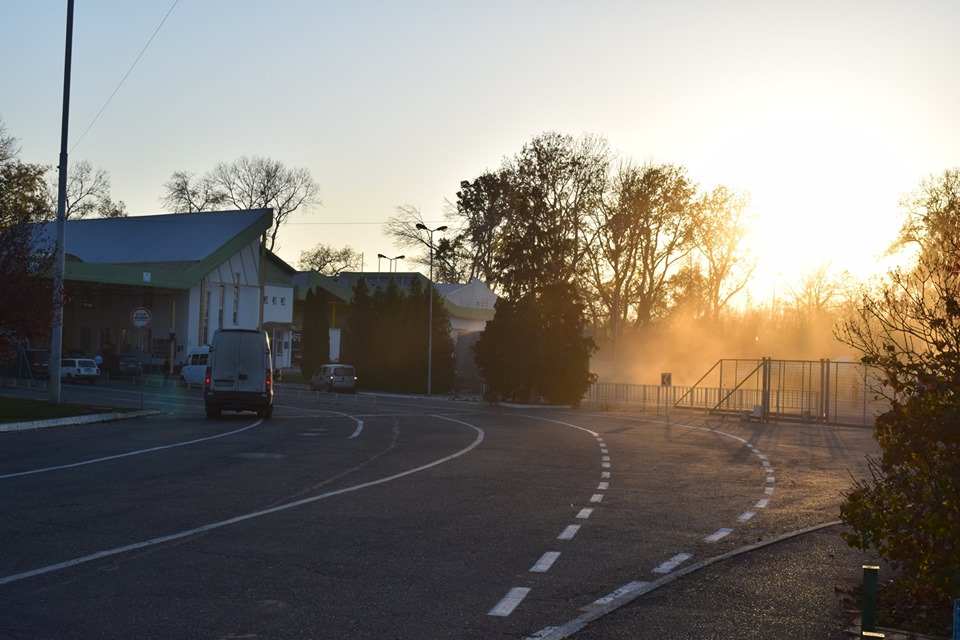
[377,253,405,275]
[416,223,447,395]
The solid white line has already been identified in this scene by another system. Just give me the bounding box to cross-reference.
[704,528,733,542]
[737,511,755,521]
[530,551,561,573]
[590,494,603,503]
[0,420,264,480]
[348,419,364,439]
[652,552,693,574]
[597,482,609,490]
[557,525,581,540]
[755,498,770,508]
[0,415,484,587]
[320,411,364,439]
[488,587,531,616]
[576,508,593,519]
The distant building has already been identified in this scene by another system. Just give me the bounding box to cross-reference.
[331,272,497,392]
[31,209,297,372]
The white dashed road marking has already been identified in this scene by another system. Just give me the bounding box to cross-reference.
[581,580,650,611]
[576,508,593,519]
[704,528,733,543]
[557,525,581,540]
[590,494,604,503]
[755,498,770,508]
[530,552,561,573]
[488,587,530,616]
[652,553,693,574]
[737,511,756,522]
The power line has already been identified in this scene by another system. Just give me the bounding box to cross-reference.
[70,0,181,153]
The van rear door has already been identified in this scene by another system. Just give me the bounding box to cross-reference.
[210,330,268,393]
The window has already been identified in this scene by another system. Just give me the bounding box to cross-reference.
[203,290,211,344]
[280,297,285,305]
[232,285,239,324]
[218,286,225,330]
[272,296,277,305]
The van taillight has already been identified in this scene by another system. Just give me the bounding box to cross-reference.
[266,368,272,388]
[204,366,211,388]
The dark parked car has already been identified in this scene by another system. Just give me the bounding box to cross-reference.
[23,349,51,380]
[101,354,142,380]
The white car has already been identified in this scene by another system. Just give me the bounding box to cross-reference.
[61,358,100,384]
[310,364,357,393]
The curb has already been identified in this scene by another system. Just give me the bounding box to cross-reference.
[528,520,844,640]
[0,410,165,433]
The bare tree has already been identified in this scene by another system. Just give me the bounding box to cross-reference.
[692,185,757,322]
[160,156,321,252]
[0,117,19,165]
[210,156,320,252]
[45,160,124,220]
[160,171,225,213]
[785,262,848,321]
[382,204,468,282]
[298,243,361,275]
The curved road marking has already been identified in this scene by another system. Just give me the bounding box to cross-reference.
[0,414,484,587]
[0,420,265,480]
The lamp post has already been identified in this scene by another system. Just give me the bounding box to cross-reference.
[416,223,446,395]
[377,253,405,275]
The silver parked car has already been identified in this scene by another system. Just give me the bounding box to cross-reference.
[310,364,357,393]
[61,358,100,384]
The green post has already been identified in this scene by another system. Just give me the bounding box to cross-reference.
[953,598,958,640]
[862,565,880,634]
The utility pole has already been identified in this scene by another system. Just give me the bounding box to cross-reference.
[50,0,75,404]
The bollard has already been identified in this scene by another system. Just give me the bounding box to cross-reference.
[862,565,880,634]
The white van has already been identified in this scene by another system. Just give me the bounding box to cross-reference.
[204,329,273,419]
[179,346,210,387]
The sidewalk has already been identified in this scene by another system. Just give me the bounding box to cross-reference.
[540,523,939,640]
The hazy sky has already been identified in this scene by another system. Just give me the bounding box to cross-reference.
[3,1,959,297]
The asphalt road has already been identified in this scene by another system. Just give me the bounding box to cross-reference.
[0,381,877,639]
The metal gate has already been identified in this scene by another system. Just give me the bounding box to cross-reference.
[585,358,890,427]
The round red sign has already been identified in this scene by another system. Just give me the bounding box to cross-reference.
[130,306,152,328]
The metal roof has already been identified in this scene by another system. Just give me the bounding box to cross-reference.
[37,209,270,264]
[34,209,274,290]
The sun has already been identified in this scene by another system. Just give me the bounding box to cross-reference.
[693,103,911,302]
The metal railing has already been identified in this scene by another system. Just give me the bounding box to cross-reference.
[586,358,890,428]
